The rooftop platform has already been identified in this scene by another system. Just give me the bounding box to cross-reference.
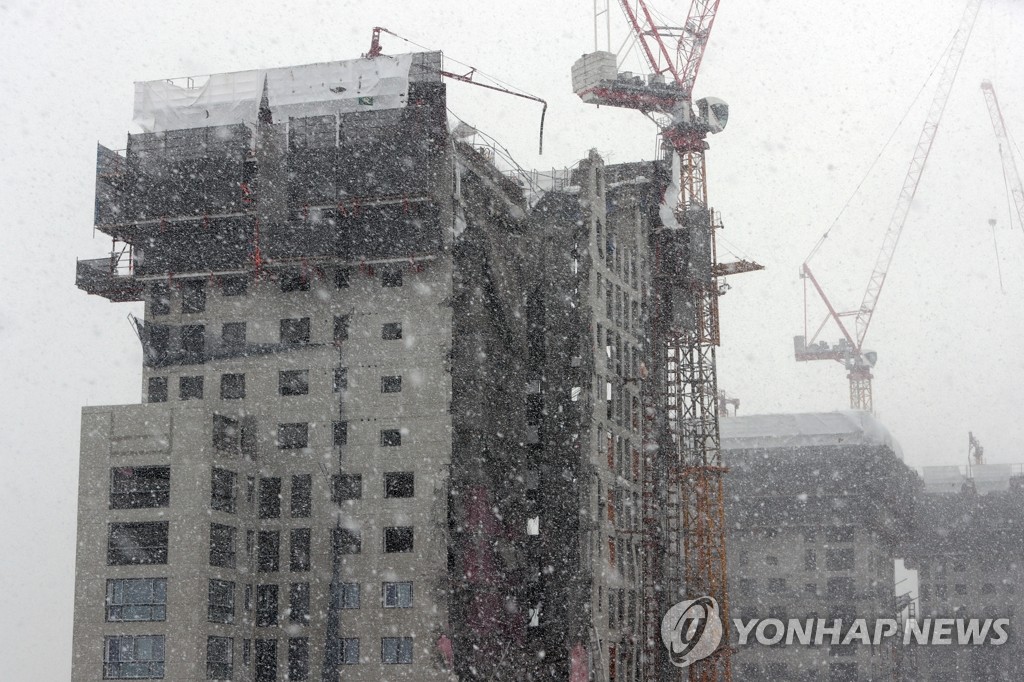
[721,412,917,540]
[79,52,452,296]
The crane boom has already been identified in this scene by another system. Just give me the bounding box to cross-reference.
[853,0,981,346]
[616,0,720,96]
[617,1,679,84]
[676,0,720,96]
[981,80,1024,230]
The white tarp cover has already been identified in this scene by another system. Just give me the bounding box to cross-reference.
[921,465,967,494]
[971,463,1013,494]
[720,411,902,458]
[133,53,414,133]
[659,152,682,230]
[922,464,1013,495]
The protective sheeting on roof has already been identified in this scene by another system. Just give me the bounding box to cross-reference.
[720,411,902,458]
[133,53,414,132]
[923,463,1014,495]
[922,465,967,494]
[972,463,1014,494]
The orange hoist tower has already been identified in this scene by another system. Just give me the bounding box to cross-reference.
[574,2,760,680]
[795,0,981,412]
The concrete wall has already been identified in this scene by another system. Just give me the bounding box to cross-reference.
[73,257,459,681]
[528,153,665,682]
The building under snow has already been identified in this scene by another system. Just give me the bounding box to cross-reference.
[72,49,676,682]
[721,412,919,681]
[72,46,1024,682]
[904,463,1024,681]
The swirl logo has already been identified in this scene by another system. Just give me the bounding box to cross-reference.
[661,596,724,667]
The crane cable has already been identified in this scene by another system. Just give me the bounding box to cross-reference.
[991,143,1012,293]
[1005,126,1024,233]
[804,31,957,266]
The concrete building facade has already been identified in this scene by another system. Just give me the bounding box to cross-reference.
[72,50,678,682]
[530,157,667,681]
[74,51,467,682]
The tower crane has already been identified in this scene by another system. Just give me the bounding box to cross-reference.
[981,80,1024,231]
[574,3,760,680]
[795,0,981,412]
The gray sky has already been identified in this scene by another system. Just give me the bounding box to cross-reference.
[1,1,1022,678]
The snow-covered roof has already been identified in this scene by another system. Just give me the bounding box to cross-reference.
[921,465,966,494]
[922,463,1015,495]
[133,53,425,133]
[720,411,902,459]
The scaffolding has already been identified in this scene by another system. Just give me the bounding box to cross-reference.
[79,66,452,302]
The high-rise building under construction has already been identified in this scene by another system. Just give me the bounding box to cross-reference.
[72,50,672,681]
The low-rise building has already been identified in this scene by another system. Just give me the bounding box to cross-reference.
[721,412,918,681]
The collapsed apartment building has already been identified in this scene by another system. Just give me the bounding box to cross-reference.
[73,50,670,682]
